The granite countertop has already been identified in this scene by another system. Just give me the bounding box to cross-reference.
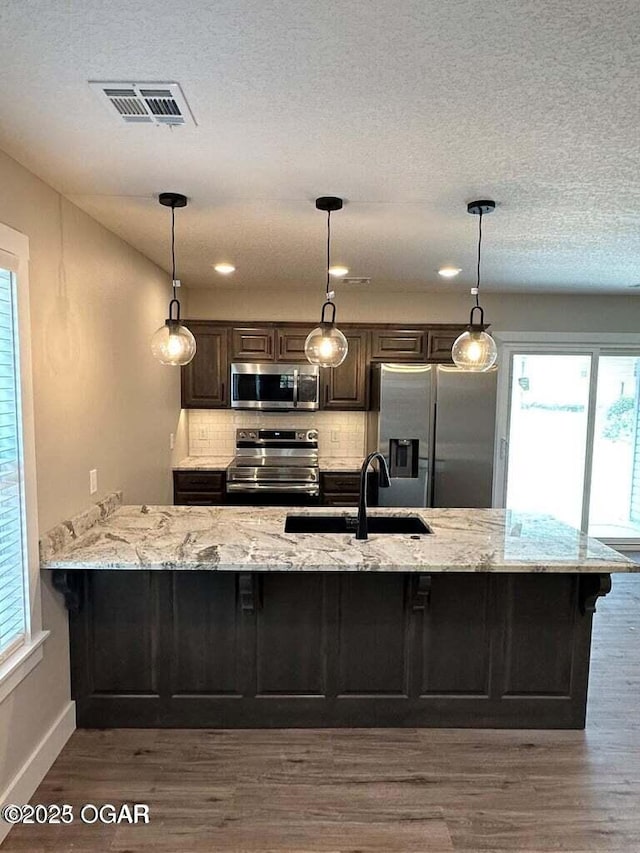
[174,456,234,470]
[174,456,363,471]
[317,458,363,472]
[41,505,635,574]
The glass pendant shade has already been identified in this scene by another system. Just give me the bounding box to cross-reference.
[151,320,196,366]
[452,306,497,371]
[151,296,196,366]
[304,323,349,368]
[451,328,497,371]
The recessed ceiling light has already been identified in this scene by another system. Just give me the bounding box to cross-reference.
[214,263,236,275]
[329,265,349,277]
[438,266,462,278]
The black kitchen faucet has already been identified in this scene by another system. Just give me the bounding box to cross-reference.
[356,452,391,540]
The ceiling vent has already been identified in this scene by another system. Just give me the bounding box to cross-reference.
[88,81,196,127]
[340,277,371,286]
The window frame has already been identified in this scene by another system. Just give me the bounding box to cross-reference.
[0,222,48,703]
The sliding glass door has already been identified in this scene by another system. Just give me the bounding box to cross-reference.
[505,354,592,529]
[589,356,640,539]
[495,340,640,545]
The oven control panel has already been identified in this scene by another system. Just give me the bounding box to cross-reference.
[237,430,258,441]
[236,429,318,444]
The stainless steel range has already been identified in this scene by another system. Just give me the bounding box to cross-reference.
[226,428,319,502]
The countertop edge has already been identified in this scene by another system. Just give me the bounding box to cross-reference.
[173,456,364,472]
[39,505,636,575]
[42,561,633,573]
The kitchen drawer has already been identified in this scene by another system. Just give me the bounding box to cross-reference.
[174,491,225,506]
[173,471,225,493]
[321,473,360,493]
[321,471,379,507]
[321,492,359,507]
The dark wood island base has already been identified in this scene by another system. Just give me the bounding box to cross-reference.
[54,569,611,730]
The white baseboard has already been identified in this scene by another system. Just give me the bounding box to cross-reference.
[0,701,76,843]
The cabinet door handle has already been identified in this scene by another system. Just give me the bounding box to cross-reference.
[221,381,225,402]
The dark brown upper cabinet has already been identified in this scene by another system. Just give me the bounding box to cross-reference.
[181,323,229,408]
[276,326,314,362]
[321,328,369,410]
[180,321,469,410]
[231,326,276,361]
[427,328,464,363]
[370,327,428,362]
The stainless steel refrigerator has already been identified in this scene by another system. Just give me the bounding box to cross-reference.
[371,363,497,508]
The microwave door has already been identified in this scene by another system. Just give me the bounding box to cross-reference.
[230,363,318,410]
[237,373,295,408]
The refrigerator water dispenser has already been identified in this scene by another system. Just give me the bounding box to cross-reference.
[389,438,419,478]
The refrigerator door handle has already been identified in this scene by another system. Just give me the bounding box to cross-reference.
[293,369,299,408]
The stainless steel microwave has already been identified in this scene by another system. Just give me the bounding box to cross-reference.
[230,363,320,410]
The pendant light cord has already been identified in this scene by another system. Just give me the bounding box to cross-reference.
[326,209,332,300]
[475,210,483,308]
[171,205,177,301]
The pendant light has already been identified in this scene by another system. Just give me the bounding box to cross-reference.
[304,196,349,368]
[151,192,197,367]
[451,200,498,372]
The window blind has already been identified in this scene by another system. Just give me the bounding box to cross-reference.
[0,267,26,663]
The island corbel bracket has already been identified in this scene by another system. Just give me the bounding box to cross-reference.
[51,569,82,614]
[239,573,261,612]
[579,573,612,615]
[412,573,432,611]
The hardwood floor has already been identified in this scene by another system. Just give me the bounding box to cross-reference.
[4,573,640,852]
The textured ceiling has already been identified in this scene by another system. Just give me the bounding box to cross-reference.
[0,0,639,293]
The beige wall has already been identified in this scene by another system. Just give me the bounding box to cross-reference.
[0,149,181,800]
[186,286,640,333]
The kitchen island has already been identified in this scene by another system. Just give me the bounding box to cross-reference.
[43,503,635,729]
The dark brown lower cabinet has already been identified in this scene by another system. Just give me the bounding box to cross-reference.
[320,472,360,506]
[58,569,609,729]
[173,471,225,505]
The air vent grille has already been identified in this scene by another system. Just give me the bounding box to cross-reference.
[341,277,371,286]
[89,81,196,127]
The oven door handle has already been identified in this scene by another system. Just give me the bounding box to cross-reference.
[226,482,319,494]
[293,368,299,408]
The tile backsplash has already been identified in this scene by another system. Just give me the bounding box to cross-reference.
[188,410,366,458]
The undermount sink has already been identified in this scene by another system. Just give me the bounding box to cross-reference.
[284,514,432,535]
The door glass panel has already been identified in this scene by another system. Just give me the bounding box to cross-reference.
[297,373,319,403]
[589,356,640,539]
[233,372,295,403]
[505,354,591,528]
